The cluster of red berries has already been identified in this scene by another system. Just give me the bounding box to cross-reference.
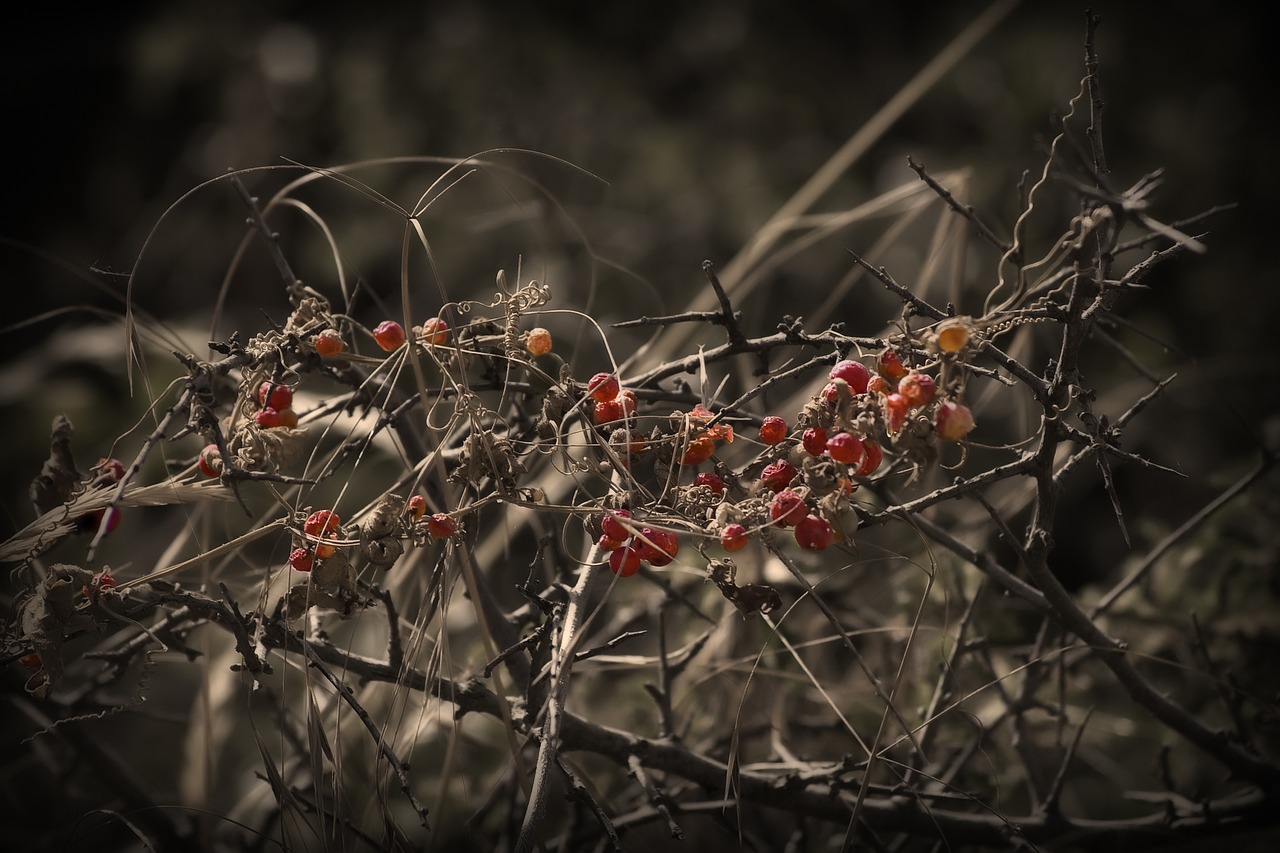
[288,509,343,572]
[596,509,680,577]
[254,381,300,430]
[588,373,638,425]
[407,494,458,540]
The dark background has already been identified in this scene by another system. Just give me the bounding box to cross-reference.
[2,2,1277,577]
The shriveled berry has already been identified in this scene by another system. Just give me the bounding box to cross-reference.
[601,509,632,541]
[876,349,908,381]
[618,388,638,417]
[770,489,808,528]
[867,375,891,396]
[525,327,553,356]
[935,400,976,441]
[883,393,910,434]
[609,544,642,577]
[594,398,625,424]
[825,432,865,466]
[758,416,787,446]
[634,527,679,567]
[794,515,835,551]
[420,317,449,346]
[694,472,726,495]
[198,444,222,478]
[587,372,621,404]
[820,382,844,404]
[854,439,884,476]
[289,547,315,572]
[277,408,299,429]
[427,513,458,539]
[407,495,427,519]
[304,510,341,537]
[680,436,716,466]
[801,427,828,456]
[20,652,41,669]
[935,321,970,353]
[720,523,750,552]
[829,359,871,394]
[96,458,126,482]
[314,540,337,559]
[373,320,406,351]
[597,534,625,552]
[898,372,937,407]
[314,329,345,356]
[258,381,294,411]
[760,459,798,492]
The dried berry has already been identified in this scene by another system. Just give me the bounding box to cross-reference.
[801,427,828,456]
[760,459,798,493]
[407,495,427,519]
[898,372,937,407]
[587,373,621,403]
[720,523,749,552]
[934,400,976,441]
[758,416,787,446]
[601,509,632,542]
[304,510,341,537]
[876,349,908,381]
[825,432,865,466]
[427,513,458,539]
[198,444,222,478]
[680,437,716,466]
[258,381,294,411]
[289,547,315,572]
[694,472,726,495]
[314,329,345,356]
[634,527,679,567]
[525,327,553,356]
[373,320,406,351]
[420,317,449,346]
[770,489,808,527]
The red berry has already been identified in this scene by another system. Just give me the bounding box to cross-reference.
[801,427,828,456]
[255,407,286,429]
[198,444,222,478]
[758,416,787,446]
[373,320,406,351]
[314,329,345,356]
[821,382,843,404]
[876,349,908,381]
[258,381,293,411]
[898,372,937,407]
[525,327,553,356]
[609,544,642,577]
[794,515,835,551]
[407,495,427,519]
[680,436,716,466]
[769,489,808,528]
[829,359,871,394]
[96,458,126,482]
[618,389,637,417]
[420,317,449,346]
[304,510,341,537]
[594,398,625,424]
[854,439,883,476]
[601,509,632,542]
[694,472,726,495]
[97,569,117,591]
[84,507,121,535]
[883,393,910,434]
[720,523,750,552]
[19,652,41,669]
[760,459,798,492]
[866,375,891,396]
[825,432,865,466]
[935,400,976,441]
[598,534,625,552]
[427,513,458,539]
[634,527,679,567]
[289,547,315,572]
[587,372,621,403]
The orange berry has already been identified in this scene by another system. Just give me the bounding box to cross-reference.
[525,327,553,356]
[407,495,427,519]
[420,317,449,346]
[936,321,970,353]
[314,329,345,356]
[898,372,937,407]
[758,416,787,445]
[680,436,716,466]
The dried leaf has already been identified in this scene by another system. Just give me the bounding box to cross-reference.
[28,415,83,515]
[19,564,98,697]
[707,558,781,617]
